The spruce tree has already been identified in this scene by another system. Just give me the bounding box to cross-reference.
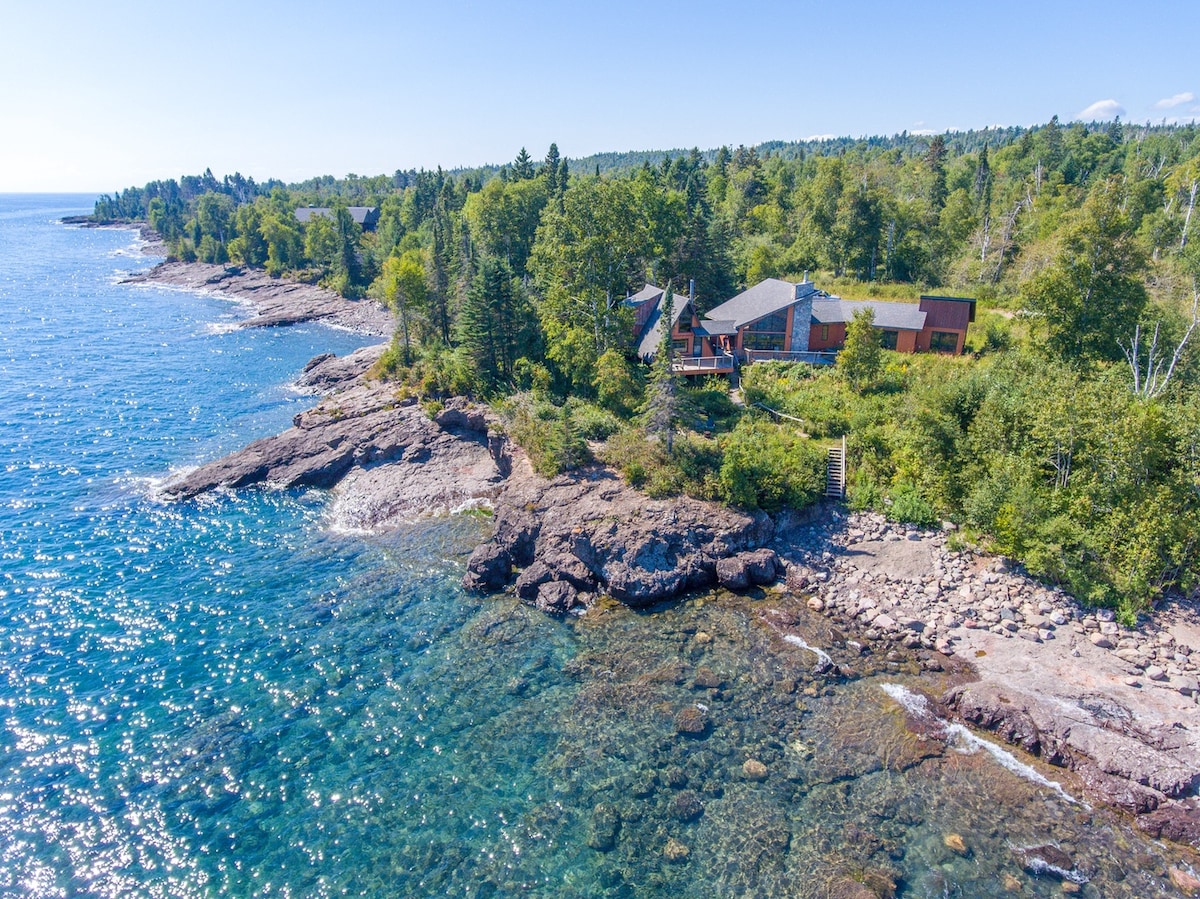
[643,285,681,454]
[513,148,535,181]
[926,135,948,211]
[542,143,561,195]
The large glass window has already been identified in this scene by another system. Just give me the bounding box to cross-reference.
[744,333,786,351]
[879,330,898,350]
[748,311,788,333]
[744,310,788,352]
[930,331,959,352]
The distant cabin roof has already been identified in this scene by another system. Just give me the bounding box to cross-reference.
[704,278,822,328]
[812,298,927,331]
[294,206,379,227]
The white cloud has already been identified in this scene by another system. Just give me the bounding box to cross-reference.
[1155,92,1194,109]
[1077,99,1125,120]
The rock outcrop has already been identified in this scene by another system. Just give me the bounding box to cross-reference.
[125,261,395,336]
[162,387,509,528]
[463,461,774,612]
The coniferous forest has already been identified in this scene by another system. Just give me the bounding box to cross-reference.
[93,120,1200,619]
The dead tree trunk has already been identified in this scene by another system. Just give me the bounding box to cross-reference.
[1182,179,1197,250]
[991,200,1023,285]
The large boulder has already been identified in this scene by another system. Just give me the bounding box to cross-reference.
[463,543,512,593]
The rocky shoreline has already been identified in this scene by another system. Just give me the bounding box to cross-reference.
[779,511,1200,845]
[143,254,1200,856]
[460,466,1200,845]
[126,260,395,336]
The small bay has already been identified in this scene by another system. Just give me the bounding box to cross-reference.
[0,195,1193,897]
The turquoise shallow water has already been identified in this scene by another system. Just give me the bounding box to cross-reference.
[0,195,1197,898]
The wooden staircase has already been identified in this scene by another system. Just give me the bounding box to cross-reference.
[825,437,846,499]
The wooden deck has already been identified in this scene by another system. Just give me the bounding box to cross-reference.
[672,354,736,375]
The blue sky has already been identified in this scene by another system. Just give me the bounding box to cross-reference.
[3,0,1197,192]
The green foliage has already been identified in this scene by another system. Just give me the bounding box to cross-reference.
[372,249,428,363]
[888,481,939,528]
[456,254,538,393]
[717,418,826,512]
[372,341,479,398]
[593,349,643,417]
[838,307,883,392]
[1021,177,1148,362]
[504,396,590,477]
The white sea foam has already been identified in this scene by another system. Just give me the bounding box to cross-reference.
[450,497,494,516]
[1010,846,1090,884]
[880,683,1085,807]
[783,634,834,669]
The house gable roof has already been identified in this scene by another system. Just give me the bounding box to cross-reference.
[704,278,820,329]
[627,283,666,305]
[633,285,694,360]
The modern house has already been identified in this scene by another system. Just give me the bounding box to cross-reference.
[628,283,737,375]
[294,206,380,231]
[629,278,975,374]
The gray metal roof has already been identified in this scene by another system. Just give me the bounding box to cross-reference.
[627,283,665,305]
[695,319,737,336]
[704,278,820,328]
[637,292,694,360]
[811,298,927,331]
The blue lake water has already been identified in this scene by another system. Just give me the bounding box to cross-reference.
[0,194,1195,898]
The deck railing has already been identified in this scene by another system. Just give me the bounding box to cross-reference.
[671,353,736,374]
[744,349,838,366]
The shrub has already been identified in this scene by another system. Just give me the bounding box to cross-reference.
[504,395,590,477]
[718,419,825,512]
[571,403,622,440]
[887,481,939,528]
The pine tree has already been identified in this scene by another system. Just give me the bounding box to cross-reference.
[973,144,992,209]
[926,135,948,212]
[513,148,535,181]
[642,285,681,454]
[542,143,561,196]
[456,255,536,391]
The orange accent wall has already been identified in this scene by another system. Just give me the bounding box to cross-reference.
[808,323,846,350]
[896,331,917,353]
[916,327,967,354]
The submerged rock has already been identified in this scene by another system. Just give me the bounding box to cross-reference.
[663,837,690,862]
[674,706,709,735]
[742,758,768,780]
[942,832,968,855]
[586,802,620,851]
[670,790,704,821]
[1012,844,1087,883]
